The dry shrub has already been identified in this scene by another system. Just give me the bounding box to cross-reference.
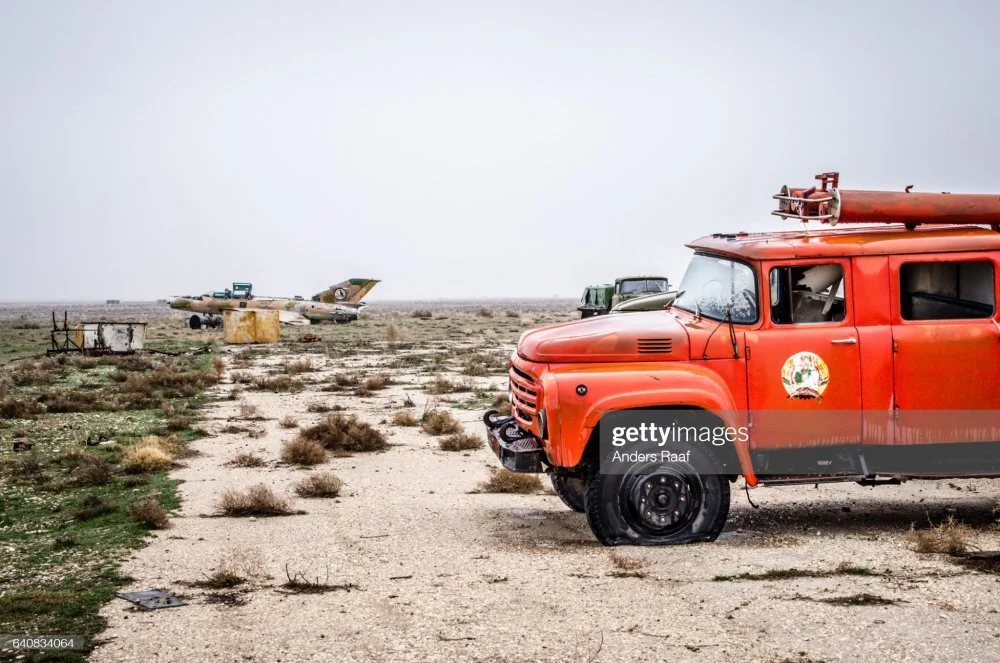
[193,549,268,588]
[300,413,388,452]
[392,410,419,426]
[439,432,483,451]
[361,373,392,391]
[74,494,116,521]
[0,369,12,398]
[252,375,304,393]
[490,393,512,416]
[426,375,472,395]
[330,373,358,388]
[211,355,226,379]
[129,499,170,529]
[411,309,432,319]
[281,437,327,465]
[479,468,542,494]
[238,402,261,419]
[0,397,41,419]
[284,358,315,375]
[279,415,299,429]
[217,484,293,517]
[294,472,343,498]
[504,310,519,318]
[475,306,494,318]
[229,453,266,468]
[37,389,101,413]
[121,436,175,473]
[906,516,974,555]
[246,427,266,439]
[73,457,113,486]
[421,409,461,436]
[387,322,402,345]
[165,416,191,432]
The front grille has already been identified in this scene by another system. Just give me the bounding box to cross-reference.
[637,338,673,354]
[509,363,540,427]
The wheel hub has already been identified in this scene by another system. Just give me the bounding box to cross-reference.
[622,466,702,536]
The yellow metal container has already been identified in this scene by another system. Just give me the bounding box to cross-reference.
[223,310,280,344]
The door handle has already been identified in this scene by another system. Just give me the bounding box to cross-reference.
[831,338,857,344]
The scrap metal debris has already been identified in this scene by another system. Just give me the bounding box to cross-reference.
[116,589,185,610]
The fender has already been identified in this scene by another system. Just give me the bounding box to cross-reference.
[546,363,757,484]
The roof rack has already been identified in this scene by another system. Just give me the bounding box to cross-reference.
[772,172,1000,231]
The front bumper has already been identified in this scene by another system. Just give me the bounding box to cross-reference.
[482,410,546,473]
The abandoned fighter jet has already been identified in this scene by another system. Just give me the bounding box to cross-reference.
[168,279,379,328]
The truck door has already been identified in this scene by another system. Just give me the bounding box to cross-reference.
[888,254,1000,454]
[745,259,863,454]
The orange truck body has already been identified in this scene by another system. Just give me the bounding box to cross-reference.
[485,173,1000,544]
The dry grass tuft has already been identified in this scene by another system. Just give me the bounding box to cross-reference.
[211,355,226,379]
[411,309,432,319]
[475,306,494,318]
[609,551,650,578]
[421,409,462,436]
[284,358,315,375]
[129,498,170,529]
[73,456,113,486]
[279,415,299,429]
[479,468,542,494]
[392,410,419,426]
[439,432,483,451]
[191,549,269,588]
[121,436,175,473]
[906,516,975,555]
[165,416,191,432]
[281,437,327,465]
[228,453,266,468]
[251,375,304,393]
[217,484,293,517]
[361,373,392,392]
[387,322,402,345]
[238,401,261,419]
[294,472,343,498]
[300,413,388,453]
[74,494,116,521]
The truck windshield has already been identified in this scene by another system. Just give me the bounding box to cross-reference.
[674,254,758,323]
[620,279,669,294]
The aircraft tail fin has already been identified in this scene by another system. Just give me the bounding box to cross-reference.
[313,278,380,305]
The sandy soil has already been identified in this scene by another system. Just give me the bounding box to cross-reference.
[87,313,1000,663]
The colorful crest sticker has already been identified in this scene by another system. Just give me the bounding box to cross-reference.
[781,352,830,399]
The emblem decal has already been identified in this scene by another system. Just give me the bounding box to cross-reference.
[781,352,830,399]
[333,288,347,301]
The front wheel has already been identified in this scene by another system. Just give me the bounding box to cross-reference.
[550,474,587,513]
[585,443,730,546]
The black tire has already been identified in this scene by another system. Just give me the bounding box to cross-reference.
[585,441,730,546]
[189,315,202,330]
[551,474,587,513]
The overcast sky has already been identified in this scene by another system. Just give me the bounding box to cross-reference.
[1,0,998,301]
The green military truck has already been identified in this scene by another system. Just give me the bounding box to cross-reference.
[577,276,672,318]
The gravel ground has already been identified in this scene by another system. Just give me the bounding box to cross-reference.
[90,343,1000,663]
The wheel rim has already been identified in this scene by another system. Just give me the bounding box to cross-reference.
[619,464,704,537]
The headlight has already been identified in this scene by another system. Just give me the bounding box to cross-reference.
[538,409,548,440]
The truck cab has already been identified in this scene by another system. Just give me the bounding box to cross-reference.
[484,173,1000,546]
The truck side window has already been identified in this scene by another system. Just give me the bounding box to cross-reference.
[899,261,995,320]
[770,264,846,324]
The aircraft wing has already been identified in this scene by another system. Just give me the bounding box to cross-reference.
[278,310,311,326]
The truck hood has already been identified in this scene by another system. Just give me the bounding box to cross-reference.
[517,311,689,363]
